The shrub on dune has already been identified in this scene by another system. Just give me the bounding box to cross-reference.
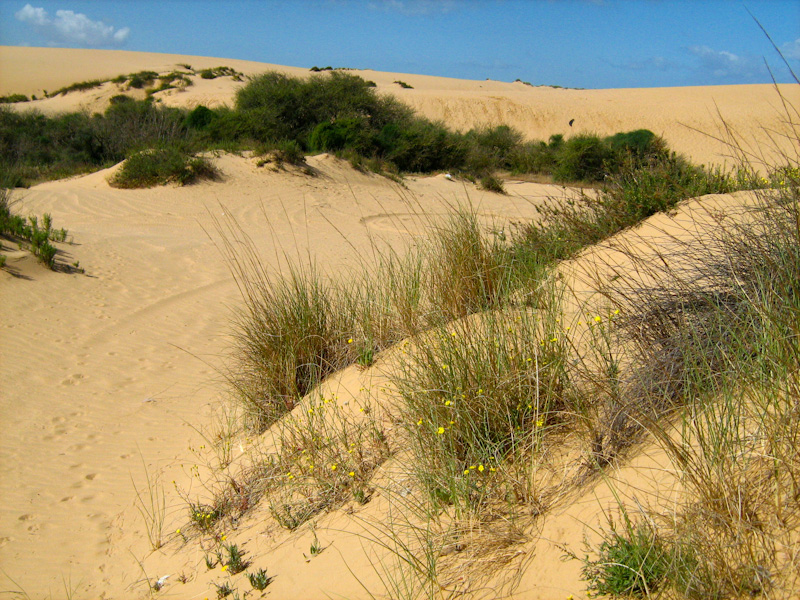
[110,146,218,188]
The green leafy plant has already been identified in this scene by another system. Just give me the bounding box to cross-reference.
[223,543,249,574]
[247,568,272,590]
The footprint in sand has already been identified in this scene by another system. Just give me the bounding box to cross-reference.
[85,473,98,481]
[60,496,74,502]
[61,373,86,386]
[18,514,35,522]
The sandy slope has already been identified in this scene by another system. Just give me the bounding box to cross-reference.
[0,47,796,598]
[0,150,563,597]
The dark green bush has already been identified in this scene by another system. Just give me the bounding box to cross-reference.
[606,128,661,160]
[553,134,614,182]
[383,118,466,173]
[186,105,216,129]
[309,118,370,153]
[465,125,524,175]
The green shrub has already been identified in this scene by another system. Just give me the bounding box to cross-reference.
[464,125,524,175]
[605,128,662,161]
[583,522,673,597]
[479,174,506,194]
[382,118,466,173]
[553,134,613,182]
[186,105,216,129]
[0,94,29,104]
[111,147,218,188]
[50,79,106,96]
[126,71,158,89]
[235,71,411,148]
[309,118,370,153]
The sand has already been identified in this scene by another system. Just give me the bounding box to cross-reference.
[0,46,795,598]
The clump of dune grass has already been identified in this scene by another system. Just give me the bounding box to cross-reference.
[393,303,571,515]
[0,189,68,269]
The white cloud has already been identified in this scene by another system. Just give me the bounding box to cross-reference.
[15,3,130,47]
[688,45,764,81]
[780,38,800,61]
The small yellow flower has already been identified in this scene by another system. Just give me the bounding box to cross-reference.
[594,315,602,323]
[349,471,355,477]
[417,418,423,425]
[536,417,545,427]
[221,565,228,572]
[463,469,470,475]
[331,464,337,471]
[176,528,181,534]
[478,464,484,472]
[444,400,451,406]
[347,338,353,344]
[437,427,445,434]
[489,466,496,472]
[441,364,449,370]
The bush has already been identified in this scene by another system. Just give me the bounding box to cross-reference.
[110,146,218,188]
[186,105,216,130]
[50,79,106,96]
[0,94,29,104]
[479,174,506,194]
[553,134,614,182]
[235,71,411,148]
[583,521,674,597]
[464,125,524,175]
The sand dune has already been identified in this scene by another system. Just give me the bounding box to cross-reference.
[0,47,796,598]
[2,46,798,168]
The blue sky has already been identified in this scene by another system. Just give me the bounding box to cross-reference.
[1,0,798,89]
